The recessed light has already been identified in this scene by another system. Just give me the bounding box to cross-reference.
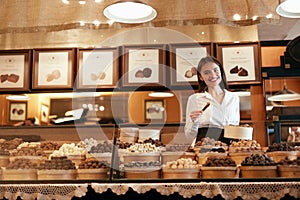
[62,0,69,4]
[6,94,31,101]
[148,92,174,98]
[103,1,157,24]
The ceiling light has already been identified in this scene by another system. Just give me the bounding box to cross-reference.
[148,92,174,98]
[62,0,69,4]
[233,14,241,21]
[93,20,100,26]
[276,0,300,18]
[103,1,157,24]
[266,13,273,19]
[78,0,86,5]
[6,94,31,101]
[79,21,85,26]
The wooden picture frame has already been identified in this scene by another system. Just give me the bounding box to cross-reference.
[144,100,165,121]
[32,48,75,89]
[9,102,27,121]
[0,50,31,92]
[216,42,261,85]
[40,104,49,123]
[122,44,166,88]
[76,47,119,89]
[169,43,212,87]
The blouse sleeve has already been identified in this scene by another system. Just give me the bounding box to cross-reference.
[184,95,198,140]
[231,94,240,125]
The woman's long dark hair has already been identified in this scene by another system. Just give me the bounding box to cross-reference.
[197,56,228,93]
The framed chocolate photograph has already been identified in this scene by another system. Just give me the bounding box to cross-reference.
[0,50,31,92]
[32,48,75,89]
[40,104,49,123]
[216,42,261,85]
[169,43,212,87]
[77,47,119,89]
[9,102,27,121]
[122,44,166,87]
[144,100,165,121]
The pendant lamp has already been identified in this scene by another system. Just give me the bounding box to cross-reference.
[267,80,300,101]
[276,0,300,18]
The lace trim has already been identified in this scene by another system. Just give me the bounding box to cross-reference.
[92,182,300,199]
[0,184,88,200]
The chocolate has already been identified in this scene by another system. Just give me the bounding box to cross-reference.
[238,67,248,76]
[143,67,152,78]
[0,74,8,83]
[7,73,19,83]
[135,70,144,78]
[230,66,239,74]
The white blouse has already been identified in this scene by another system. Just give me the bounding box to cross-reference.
[184,89,240,140]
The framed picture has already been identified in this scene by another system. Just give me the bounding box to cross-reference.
[216,42,261,85]
[32,48,75,89]
[144,100,165,121]
[76,47,119,89]
[40,104,49,123]
[0,50,31,92]
[122,44,166,87]
[9,102,27,121]
[169,43,212,87]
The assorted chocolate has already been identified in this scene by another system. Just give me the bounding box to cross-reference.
[203,156,236,167]
[90,141,113,153]
[38,156,76,170]
[78,158,109,169]
[124,161,161,168]
[241,154,276,166]
[6,158,38,169]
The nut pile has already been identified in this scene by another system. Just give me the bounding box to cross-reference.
[0,138,24,150]
[117,141,132,149]
[10,147,46,157]
[163,158,198,169]
[126,143,159,153]
[203,156,236,167]
[229,140,261,152]
[124,161,161,168]
[50,143,88,157]
[267,143,294,152]
[165,144,192,152]
[6,158,37,169]
[143,138,165,147]
[40,141,61,151]
[39,156,76,170]
[77,138,99,152]
[78,158,108,169]
[241,154,276,166]
[90,141,113,153]
[194,137,227,148]
[277,157,300,166]
[0,149,10,156]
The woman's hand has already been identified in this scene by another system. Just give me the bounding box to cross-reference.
[190,110,203,122]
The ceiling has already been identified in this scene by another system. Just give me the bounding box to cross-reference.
[0,0,299,41]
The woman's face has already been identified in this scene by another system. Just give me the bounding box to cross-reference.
[199,62,222,88]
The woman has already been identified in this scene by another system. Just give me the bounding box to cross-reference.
[184,56,240,144]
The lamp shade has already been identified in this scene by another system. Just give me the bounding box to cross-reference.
[276,0,300,18]
[267,85,300,101]
[103,1,157,23]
